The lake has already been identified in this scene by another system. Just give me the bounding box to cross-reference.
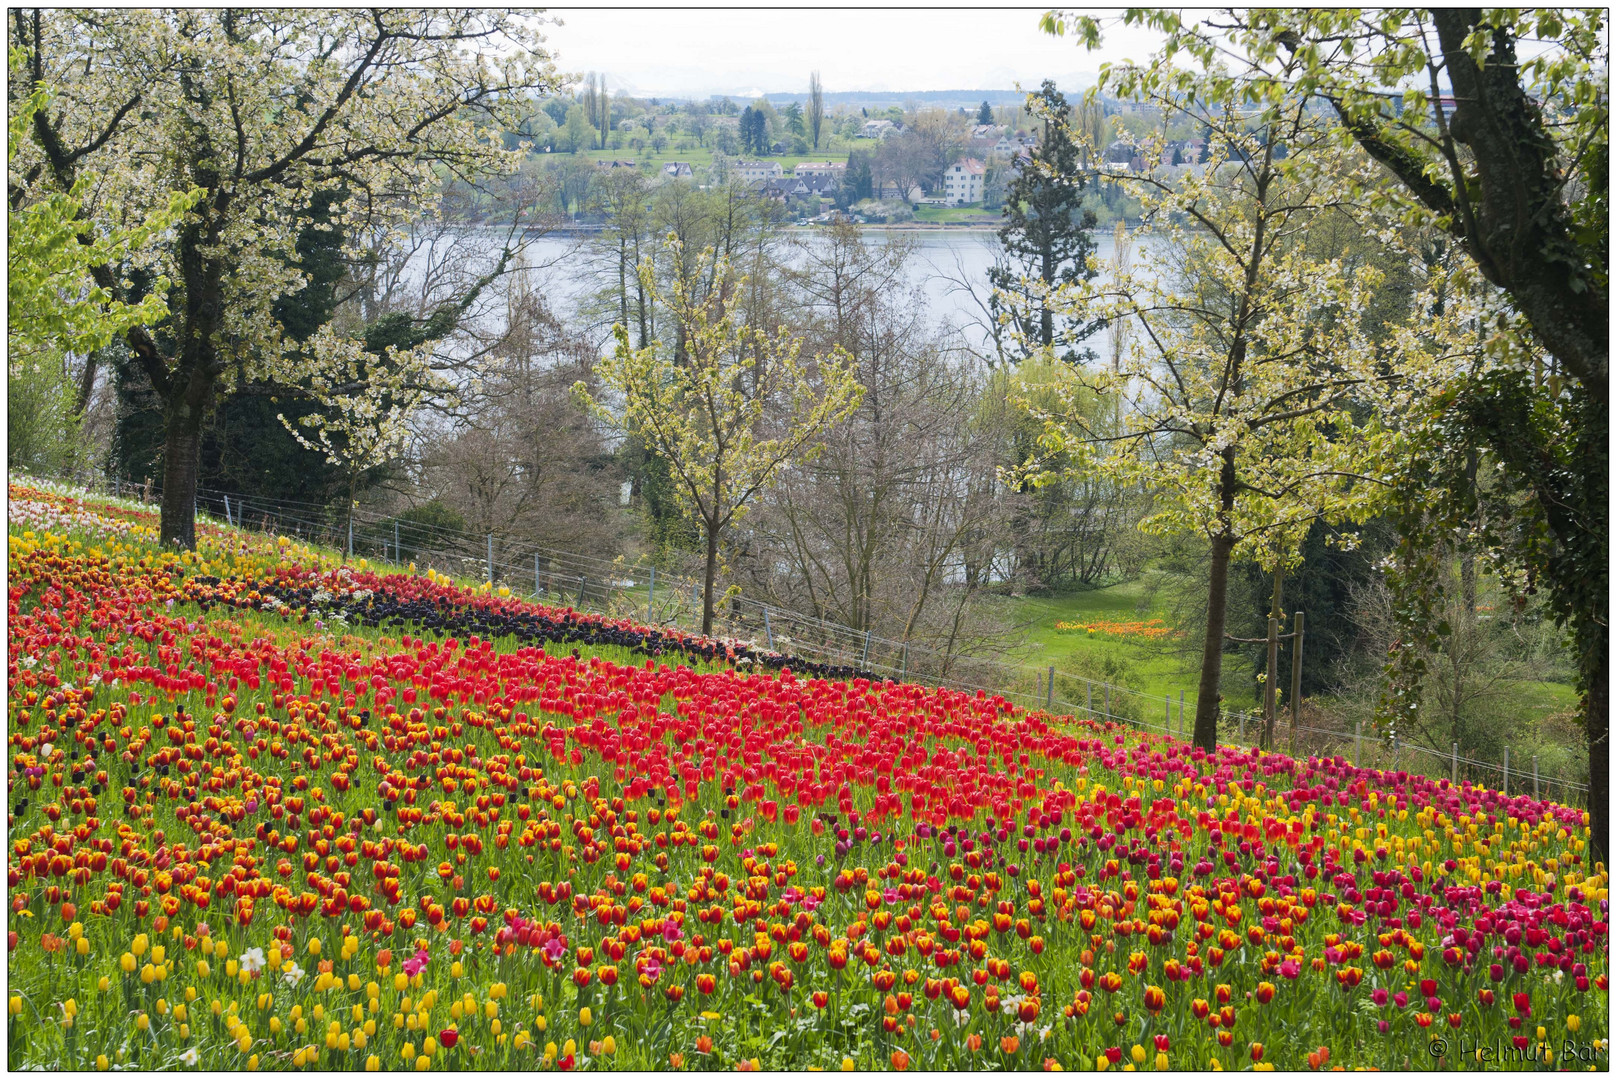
[419,225,1141,356]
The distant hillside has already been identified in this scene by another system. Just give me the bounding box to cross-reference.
[756,88,1041,110]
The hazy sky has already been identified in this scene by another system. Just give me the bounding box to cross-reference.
[540,8,1165,99]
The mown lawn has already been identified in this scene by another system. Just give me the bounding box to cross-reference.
[911,205,999,226]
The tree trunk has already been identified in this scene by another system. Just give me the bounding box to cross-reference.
[158,366,213,550]
[74,351,99,421]
[1040,244,1056,349]
[701,521,719,637]
[1192,531,1236,751]
[1585,632,1608,861]
[343,472,358,566]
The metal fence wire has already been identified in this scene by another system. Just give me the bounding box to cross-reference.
[15,468,1589,806]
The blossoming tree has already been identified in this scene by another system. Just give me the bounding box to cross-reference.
[584,238,863,636]
[1025,70,1432,752]
[277,326,446,562]
[10,10,561,548]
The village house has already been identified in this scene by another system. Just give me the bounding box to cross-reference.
[734,160,784,184]
[875,177,923,202]
[793,173,841,197]
[967,132,1018,160]
[940,157,985,206]
[860,118,898,139]
[661,161,694,179]
[793,161,846,179]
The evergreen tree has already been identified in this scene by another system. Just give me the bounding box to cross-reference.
[840,150,874,205]
[988,80,1103,363]
[977,100,995,125]
[748,108,770,155]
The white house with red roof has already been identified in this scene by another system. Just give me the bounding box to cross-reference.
[941,157,985,206]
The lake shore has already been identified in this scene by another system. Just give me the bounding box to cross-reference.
[544,220,1003,237]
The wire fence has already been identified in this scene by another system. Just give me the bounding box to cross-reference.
[15,468,1589,807]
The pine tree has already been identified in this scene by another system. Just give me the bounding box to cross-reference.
[977,100,995,125]
[739,106,758,155]
[989,80,1103,363]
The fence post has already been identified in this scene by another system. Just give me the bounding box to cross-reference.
[1533,754,1539,800]
[577,575,587,606]
[395,521,401,564]
[224,495,232,527]
[1178,690,1185,739]
[487,534,495,586]
[1354,720,1361,767]
[1046,667,1055,711]
[860,631,872,669]
[535,554,542,599]
[1104,684,1111,722]
[763,606,773,650]
[1086,682,1092,720]
[1502,745,1510,796]
[347,517,353,560]
[901,642,908,677]
[1393,730,1400,771]
[648,567,656,624]
[1452,742,1459,785]
[1166,695,1172,736]
[1240,710,1245,743]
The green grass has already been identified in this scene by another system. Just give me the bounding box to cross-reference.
[990,580,1243,721]
[911,205,999,225]
[996,577,1582,741]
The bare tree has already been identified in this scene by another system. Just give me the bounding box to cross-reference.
[736,220,1017,660]
[418,281,628,556]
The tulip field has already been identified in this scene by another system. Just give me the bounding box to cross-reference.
[7,479,1609,1072]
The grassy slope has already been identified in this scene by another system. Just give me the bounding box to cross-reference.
[998,580,1581,734]
[996,580,1237,714]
